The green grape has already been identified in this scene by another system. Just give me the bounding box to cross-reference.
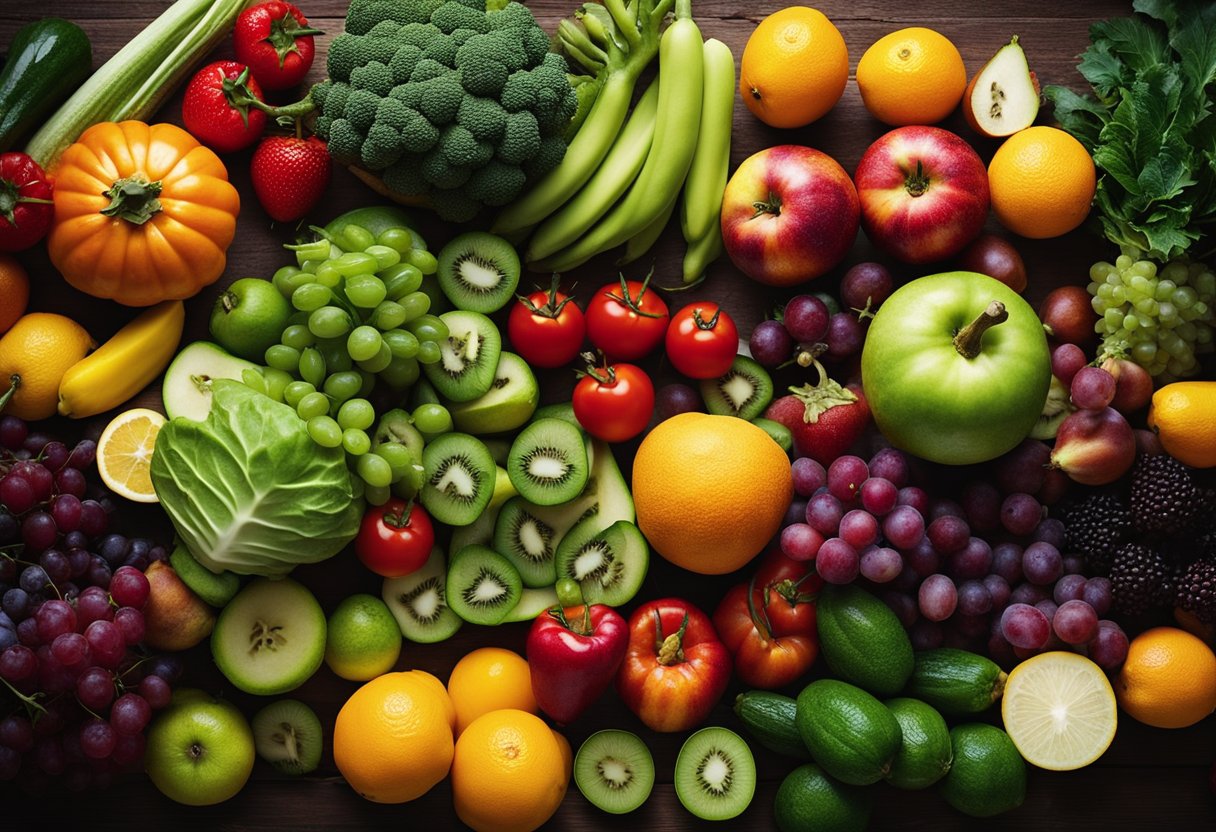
[364,483,391,506]
[398,291,431,323]
[292,282,332,312]
[381,263,424,299]
[394,462,426,496]
[287,239,331,265]
[262,367,294,402]
[307,415,344,448]
[379,356,420,389]
[297,391,331,420]
[356,452,394,488]
[333,251,379,277]
[241,368,267,395]
[313,261,341,289]
[265,344,302,372]
[364,244,401,271]
[346,274,388,308]
[416,339,442,365]
[299,259,326,274]
[405,248,438,275]
[280,324,315,351]
[342,428,372,456]
[376,227,414,254]
[338,224,375,252]
[347,325,383,362]
[407,314,448,342]
[337,398,376,431]
[412,403,453,437]
[318,340,354,373]
[358,369,377,398]
[383,328,420,359]
[374,441,414,476]
[283,381,316,408]
[357,341,393,373]
[272,265,303,298]
[308,306,352,339]
[298,347,326,387]
[371,300,407,331]
[324,371,363,403]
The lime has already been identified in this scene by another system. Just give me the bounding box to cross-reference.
[938,723,1026,818]
[884,697,952,789]
[773,763,871,832]
[324,594,403,681]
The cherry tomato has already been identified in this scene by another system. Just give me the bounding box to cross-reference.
[665,301,739,379]
[507,278,585,368]
[354,499,434,578]
[572,361,655,443]
[584,273,670,360]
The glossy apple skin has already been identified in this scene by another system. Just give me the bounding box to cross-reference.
[855,126,990,264]
[721,145,859,287]
[145,694,256,806]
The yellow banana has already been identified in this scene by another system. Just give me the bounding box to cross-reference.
[58,300,185,418]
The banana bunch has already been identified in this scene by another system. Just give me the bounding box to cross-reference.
[515,0,735,283]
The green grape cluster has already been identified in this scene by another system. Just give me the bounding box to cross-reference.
[1088,254,1215,381]
[240,223,454,504]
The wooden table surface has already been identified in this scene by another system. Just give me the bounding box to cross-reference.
[3,0,1215,828]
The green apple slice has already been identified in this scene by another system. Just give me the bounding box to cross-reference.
[449,351,539,434]
[162,341,258,421]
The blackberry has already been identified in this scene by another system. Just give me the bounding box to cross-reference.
[1063,493,1129,575]
[1176,558,1216,624]
[1129,454,1210,535]
[1109,542,1170,616]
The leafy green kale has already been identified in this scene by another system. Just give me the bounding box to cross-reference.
[1044,0,1216,262]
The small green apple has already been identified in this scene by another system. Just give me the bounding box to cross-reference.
[860,271,1051,465]
[145,693,255,806]
[209,277,291,362]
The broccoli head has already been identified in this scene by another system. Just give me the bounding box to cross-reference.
[350,61,394,97]
[457,96,508,142]
[464,159,527,207]
[397,22,444,49]
[455,34,510,97]
[327,34,362,82]
[524,134,567,180]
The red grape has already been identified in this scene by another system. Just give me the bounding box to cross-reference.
[1051,343,1087,387]
[1022,541,1063,586]
[791,457,827,497]
[999,603,1050,649]
[926,515,969,554]
[1070,366,1117,411]
[805,492,843,535]
[113,607,145,646]
[783,295,831,343]
[827,455,868,502]
[918,574,958,622]
[883,505,925,549]
[1000,493,1042,536]
[816,538,859,584]
[868,448,910,487]
[1088,620,1129,669]
[1081,577,1113,616]
[1053,574,1088,604]
[824,312,865,360]
[780,523,824,562]
[896,486,930,514]
[748,320,795,367]
[1053,599,1098,644]
[79,719,116,760]
[859,477,898,516]
[840,262,894,315]
[109,567,150,610]
[110,693,152,735]
[75,667,115,711]
[839,510,879,549]
[859,546,902,583]
[949,537,993,580]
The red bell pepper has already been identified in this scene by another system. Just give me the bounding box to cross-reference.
[616,598,732,733]
[0,152,53,252]
[526,604,628,725]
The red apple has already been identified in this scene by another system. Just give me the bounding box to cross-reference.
[854,126,990,264]
[720,145,859,287]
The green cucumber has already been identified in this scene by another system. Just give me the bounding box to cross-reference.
[817,583,914,696]
[0,19,92,152]
[733,691,811,760]
[795,679,902,786]
[904,647,1007,715]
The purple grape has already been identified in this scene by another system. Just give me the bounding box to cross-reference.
[655,383,703,421]
[816,538,859,584]
[904,537,941,578]
[38,549,70,585]
[994,440,1051,496]
[783,499,809,529]
[1009,582,1050,607]
[40,441,69,472]
[991,542,1024,584]
[1062,554,1085,575]
[0,415,28,450]
[806,492,843,535]
[1022,541,1063,586]
[868,448,910,487]
[960,480,1002,532]
[0,473,36,515]
[783,295,831,343]
[21,512,58,554]
[957,580,993,615]
[791,457,827,497]
[824,312,865,360]
[66,440,97,470]
[1051,343,1087,387]
[79,719,116,760]
[1081,577,1113,616]
[896,486,929,514]
[1088,620,1129,670]
[1071,366,1117,410]
[859,546,902,583]
[948,537,992,580]
[1035,599,1058,622]
[780,523,824,562]
[66,547,90,579]
[840,262,895,314]
[927,515,970,554]
[982,574,1011,610]
[76,587,113,627]
[0,714,33,752]
[113,607,144,645]
[1053,599,1098,644]
[839,510,879,549]
[1031,517,1066,549]
[1000,603,1050,649]
[50,495,82,534]
[83,620,124,669]
[827,455,868,502]
[1000,492,1042,537]
[1053,574,1088,604]
[918,574,958,622]
[2,587,30,621]
[748,320,795,367]
[78,500,107,538]
[859,477,898,516]
[23,463,53,503]
[144,654,183,682]
[54,467,86,499]
[110,693,152,735]
[882,591,919,627]
[138,673,172,710]
[883,505,925,549]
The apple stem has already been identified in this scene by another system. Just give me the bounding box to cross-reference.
[750,192,782,219]
[953,301,1009,359]
[220,290,239,314]
[904,160,930,198]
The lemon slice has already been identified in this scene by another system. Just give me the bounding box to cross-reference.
[1001,651,1117,771]
[97,408,166,503]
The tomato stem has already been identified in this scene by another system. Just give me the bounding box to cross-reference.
[692,306,721,330]
[605,269,665,318]
[517,274,576,318]
[655,612,689,665]
[747,574,775,640]
[382,500,413,529]
[953,300,1008,360]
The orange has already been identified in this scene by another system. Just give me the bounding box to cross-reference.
[739,7,849,128]
[0,255,29,335]
[1148,382,1216,468]
[332,671,455,803]
[451,709,568,832]
[447,647,538,735]
[409,668,458,731]
[856,27,967,126]
[1114,626,1216,729]
[0,312,94,420]
[988,126,1096,239]
[632,412,793,575]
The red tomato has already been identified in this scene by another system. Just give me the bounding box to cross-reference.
[713,581,819,689]
[584,274,670,360]
[572,361,655,443]
[181,61,268,153]
[233,1,322,91]
[665,301,739,379]
[752,548,823,637]
[354,499,434,578]
[507,278,585,368]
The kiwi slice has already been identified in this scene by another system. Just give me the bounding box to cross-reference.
[701,355,774,421]
[451,497,501,554]
[575,729,655,815]
[437,231,521,314]
[674,727,757,822]
[493,495,588,587]
[420,432,495,526]
[168,543,240,608]
[211,578,326,696]
[445,544,524,626]
[502,585,560,624]
[449,352,539,435]
[1030,374,1075,440]
[421,310,502,402]
[251,699,323,776]
[530,400,581,430]
[381,546,462,643]
[554,519,648,607]
[507,417,589,507]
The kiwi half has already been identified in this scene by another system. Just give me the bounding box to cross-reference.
[168,543,240,608]
[1030,374,1075,440]
[445,544,523,626]
[449,351,539,435]
[507,417,589,507]
[554,518,648,607]
[381,546,462,643]
[420,432,496,526]
[674,727,757,822]
[421,310,502,402]
[251,699,323,775]
[437,231,521,314]
[211,578,326,696]
[575,729,655,815]
[701,355,774,421]
[493,495,593,587]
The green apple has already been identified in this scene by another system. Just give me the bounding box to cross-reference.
[145,692,256,806]
[209,277,291,362]
[860,271,1050,465]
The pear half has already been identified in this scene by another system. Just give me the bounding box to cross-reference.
[964,36,1040,138]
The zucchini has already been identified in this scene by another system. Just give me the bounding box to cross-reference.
[0,19,92,152]
[904,647,1007,715]
[733,691,811,760]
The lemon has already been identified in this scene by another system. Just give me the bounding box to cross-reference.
[0,312,94,420]
[1001,651,1117,771]
[324,594,403,682]
[96,408,166,503]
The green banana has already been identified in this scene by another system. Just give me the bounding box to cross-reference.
[680,37,736,244]
[619,193,678,265]
[682,220,724,285]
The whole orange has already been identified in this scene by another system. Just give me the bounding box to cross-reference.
[1114,626,1216,729]
[856,27,967,126]
[632,413,793,574]
[451,709,568,832]
[739,6,849,128]
[0,256,29,335]
[1147,382,1216,468]
[988,126,1096,238]
[447,647,538,735]
[332,671,455,803]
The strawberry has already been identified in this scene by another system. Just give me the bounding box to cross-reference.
[764,360,871,465]
[250,135,330,223]
[181,61,268,153]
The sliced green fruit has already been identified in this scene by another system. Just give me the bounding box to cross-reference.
[168,543,240,608]
[674,727,756,822]
[494,494,595,588]
[436,231,521,314]
[381,545,462,643]
[701,355,774,421]
[161,340,258,421]
[884,697,953,790]
[448,351,539,435]
[211,578,326,696]
[795,679,902,786]
[501,585,560,624]
[507,417,589,506]
[817,583,914,697]
[421,310,502,402]
[251,699,323,776]
[938,723,1026,818]
[553,518,648,607]
[445,544,523,626]
[773,763,871,832]
[420,432,495,526]
[575,729,655,815]
[529,400,580,429]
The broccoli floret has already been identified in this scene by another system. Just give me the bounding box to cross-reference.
[345,89,382,133]
[540,52,569,75]
[320,82,352,120]
[397,22,443,49]
[520,26,550,66]
[431,188,481,223]
[345,0,439,34]
[500,70,536,112]
[455,34,510,97]
[454,0,487,11]
[456,97,507,142]
[410,58,449,83]
[418,75,464,124]
[389,83,424,110]
[524,133,567,180]
[488,2,537,33]
[429,1,490,34]
[497,111,540,165]
[421,149,471,190]
[400,108,441,153]
[326,118,365,163]
[440,124,493,168]
[327,34,362,82]
[464,159,526,207]
[491,30,527,73]
[449,27,478,47]
[314,115,333,139]
[422,35,458,67]
[351,61,394,97]
[535,85,578,133]
[389,44,422,84]
[312,80,331,109]
[361,123,404,170]
[366,20,401,39]
[375,97,412,132]
[382,156,431,197]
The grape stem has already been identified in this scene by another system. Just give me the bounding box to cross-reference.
[953,301,1008,359]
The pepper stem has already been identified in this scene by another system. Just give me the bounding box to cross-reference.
[655,612,689,666]
[953,301,1008,359]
